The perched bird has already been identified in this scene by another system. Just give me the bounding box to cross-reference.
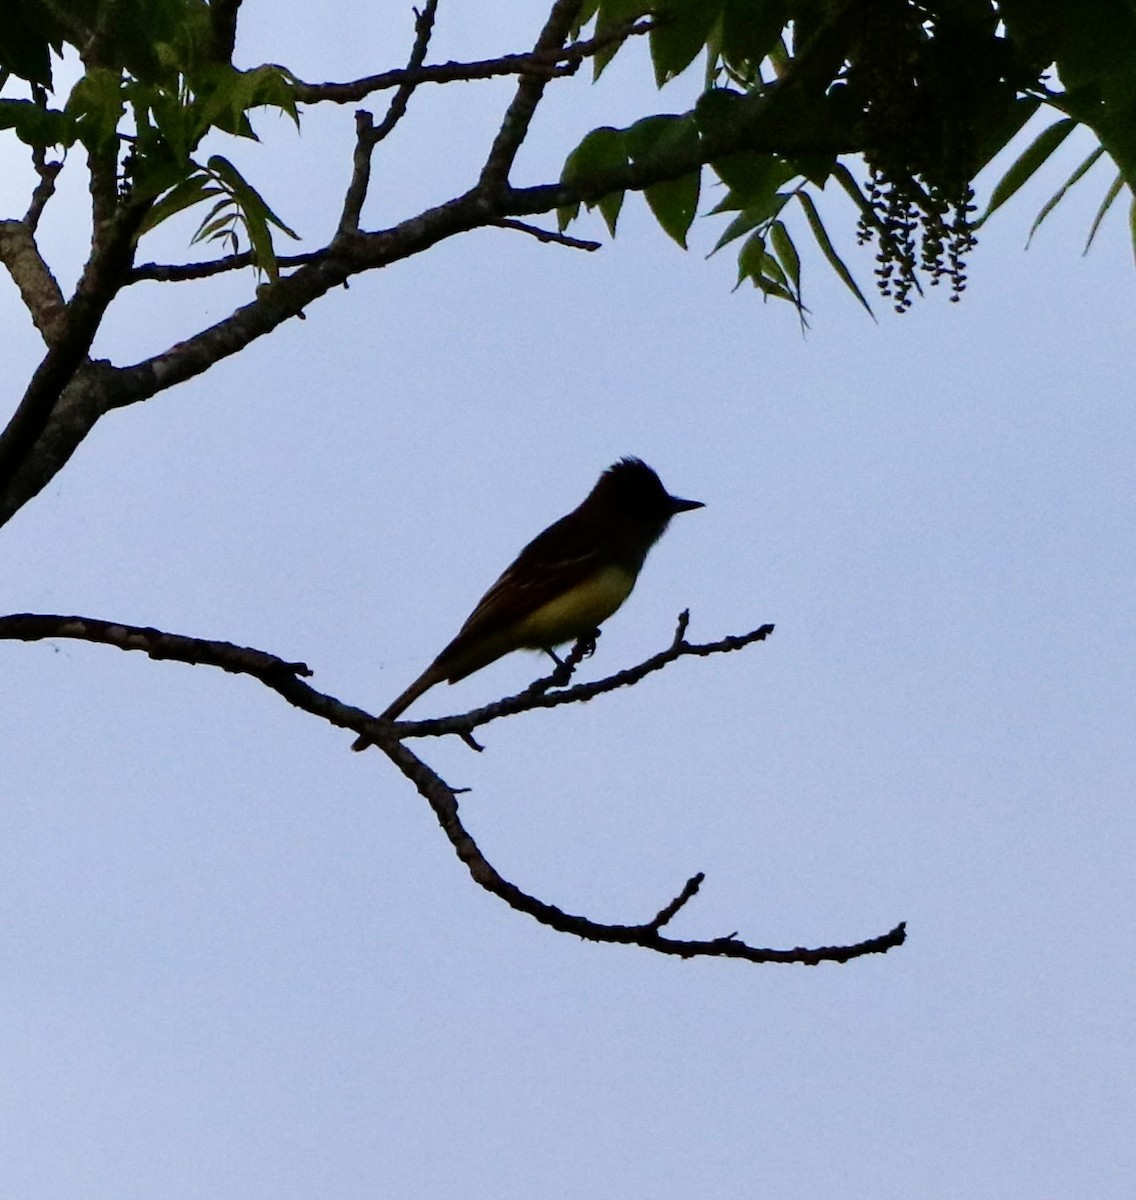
[352,457,702,746]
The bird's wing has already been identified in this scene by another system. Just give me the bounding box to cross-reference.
[440,512,605,653]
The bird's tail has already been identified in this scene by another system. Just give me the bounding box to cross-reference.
[350,662,446,750]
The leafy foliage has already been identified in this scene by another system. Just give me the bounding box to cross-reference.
[559,0,1136,315]
[0,0,299,274]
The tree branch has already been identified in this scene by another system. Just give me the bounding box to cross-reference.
[379,612,775,742]
[0,220,68,344]
[288,18,653,104]
[0,0,861,529]
[0,198,150,490]
[128,248,327,283]
[493,218,601,250]
[0,609,904,968]
[338,0,439,236]
[479,0,585,191]
[209,0,242,63]
[382,733,906,965]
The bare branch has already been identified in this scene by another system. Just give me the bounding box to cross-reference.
[0,199,150,488]
[25,150,63,232]
[339,0,439,235]
[494,218,601,250]
[0,609,904,966]
[25,88,63,232]
[382,734,907,966]
[0,221,68,344]
[288,19,653,105]
[128,248,327,283]
[383,613,776,742]
[479,0,585,191]
[648,873,705,931]
[0,613,312,681]
[371,0,438,145]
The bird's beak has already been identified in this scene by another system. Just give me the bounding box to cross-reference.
[668,494,704,513]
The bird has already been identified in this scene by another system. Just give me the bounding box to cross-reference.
[351,457,703,747]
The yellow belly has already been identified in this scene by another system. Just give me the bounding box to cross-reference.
[512,565,635,648]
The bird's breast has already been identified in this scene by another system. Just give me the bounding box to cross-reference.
[513,564,636,647]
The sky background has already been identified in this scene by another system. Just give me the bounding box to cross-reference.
[1,4,1133,1198]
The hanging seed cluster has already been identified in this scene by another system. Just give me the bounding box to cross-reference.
[844,1,1001,312]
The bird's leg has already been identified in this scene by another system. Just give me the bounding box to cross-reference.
[575,628,600,661]
[542,629,600,687]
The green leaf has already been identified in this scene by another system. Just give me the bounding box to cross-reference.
[0,4,58,85]
[708,190,789,254]
[969,96,1041,177]
[735,230,794,302]
[559,125,629,233]
[650,0,723,86]
[644,172,700,246]
[627,114,702,246]
[570,0,600,39]
[795,189,874,318]
[207,154,298,238]
[66,67,127,155]
[1083,171,1124,253]
[203,153,298,279]
[0,98,75,147]
[769,219,800,294]
[594,0,651,79]
[137,171,222,235]
[556,200,581,233]
[1026,146,1105,247]
[598,190,624,237]
[710,150,791,205]
[979,118,1077,224]
[719,0,789,73]
[830,162,885,235]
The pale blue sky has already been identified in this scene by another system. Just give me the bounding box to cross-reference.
[1,5,1133,1198]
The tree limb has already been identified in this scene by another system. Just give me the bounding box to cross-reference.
[0,199,150,490]
[128,248,327,283]
[0,220,68,344]
[493,218,601,250]
[338,0,438,236]
[288,18,653,104]
[479,0,585,191]
[379,613,775,742]
[0,609,905,968]
[382,733,906,966]
[0,0,862,527]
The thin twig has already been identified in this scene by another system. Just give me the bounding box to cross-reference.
[494,218,601,250]
[25,88,62,232]
[385,613,776,741]
[288,19,653,105]
[127,249,326,283]
[339,0,439,235]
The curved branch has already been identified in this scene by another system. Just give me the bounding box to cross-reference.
[382,733,906,966]
[0,609,905,966]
